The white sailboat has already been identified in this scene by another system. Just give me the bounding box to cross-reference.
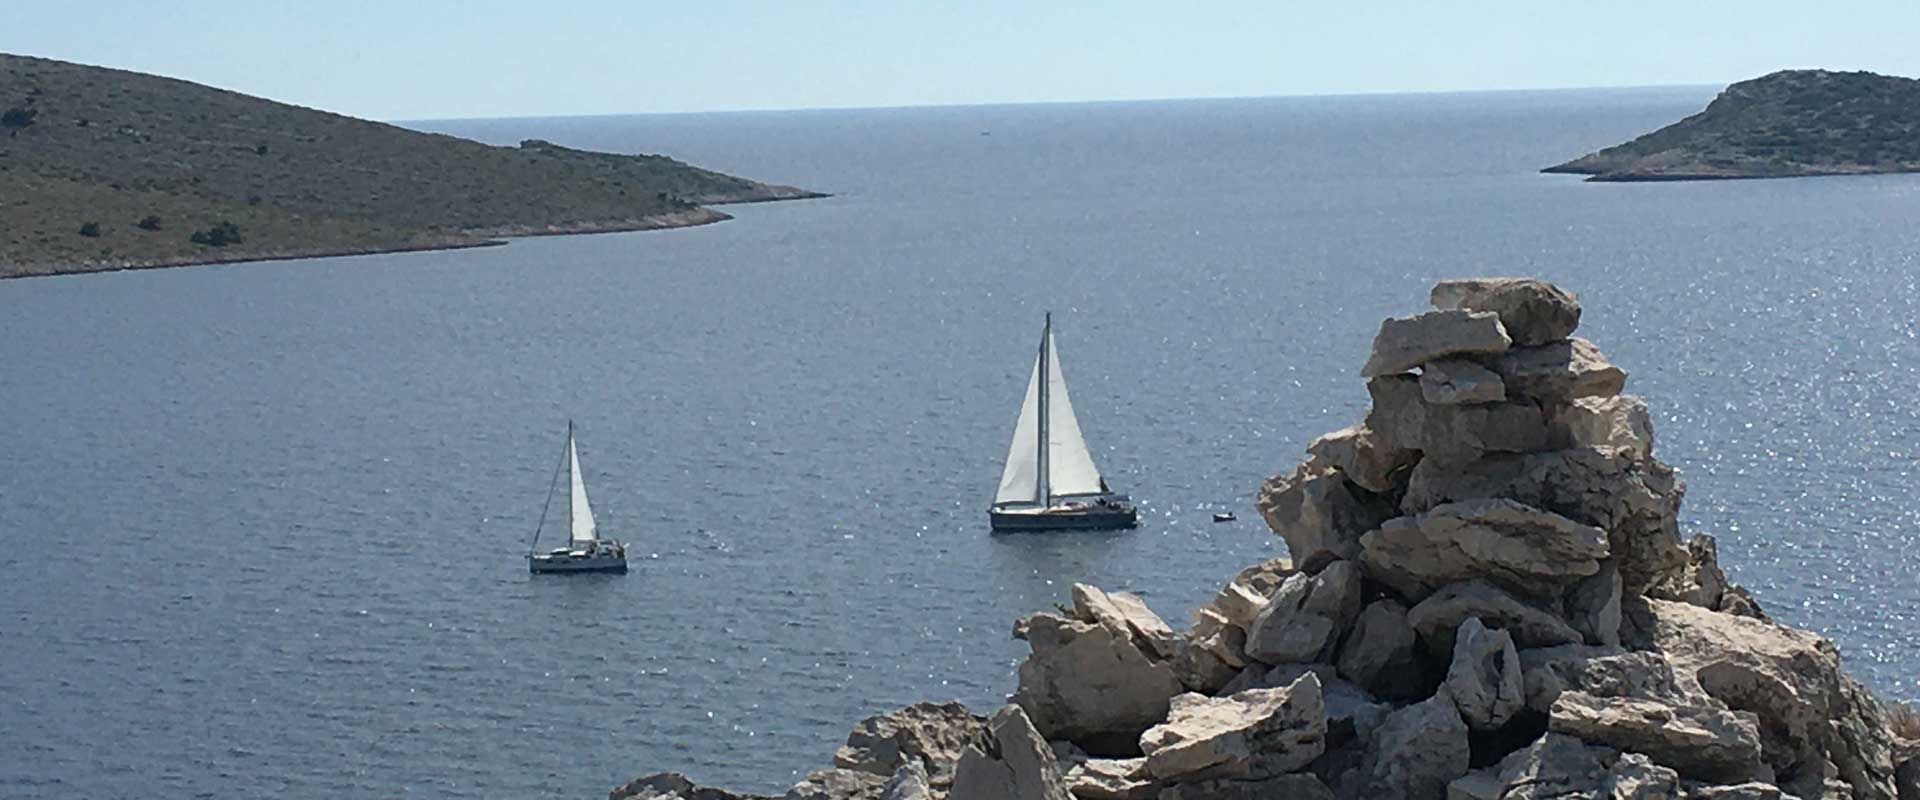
[990,313,1138,531]
[528,421,628,574]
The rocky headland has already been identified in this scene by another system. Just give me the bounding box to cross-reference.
[0,53,825,279]
[612,278,1919,800]
[1545,70,1920,181]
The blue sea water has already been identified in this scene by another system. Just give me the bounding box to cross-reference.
[5,87,1920,798]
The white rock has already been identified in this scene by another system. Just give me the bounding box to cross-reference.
[1244,561,1364,665]
[1547,690,1765,783]
[1306,423,1419,493]
[1139,673,1327,782]
[879,759,932,800]
[1063,757,1154,800]
[1444,617,1524,731]
[1489,337,1626,403]
[1256,461,1395,564]
[1359,499,1610,602]
[1429,278,1582,347]
[1073,584,1182,660]
[1158,774,1336,800]
[1362,309,1512,378]
[950,705,1073,800]
[1549,394,1654,458]
[1012,613,1186,746]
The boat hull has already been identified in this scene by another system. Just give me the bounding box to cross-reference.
[990,503,1138,532]
[528,546,628,574]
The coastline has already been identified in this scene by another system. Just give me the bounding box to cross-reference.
[1542,163,1920,182]
[0,194,827,281]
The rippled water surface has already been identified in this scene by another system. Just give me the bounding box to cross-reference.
[6,89,1920,798]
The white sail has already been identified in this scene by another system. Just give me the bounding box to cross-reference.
[994,357,1044,505]
[1043,330,1105,497]
[993,321,1107,507]
[567,432,598,543]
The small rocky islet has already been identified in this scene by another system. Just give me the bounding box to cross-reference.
[1545,69,1920,182]
[614,278,1919,800]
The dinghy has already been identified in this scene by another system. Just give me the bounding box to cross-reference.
[527,421,628,574]
[989,314,1138,532]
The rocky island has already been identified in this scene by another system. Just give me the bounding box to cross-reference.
[1545,70,1920,181]
[0,53,824,279]
[613,279,1920,800]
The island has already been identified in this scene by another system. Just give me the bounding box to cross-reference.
[0,53,825,279]
[1544,69,1920,182]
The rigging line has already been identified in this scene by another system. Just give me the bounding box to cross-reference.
[528,427,570,555]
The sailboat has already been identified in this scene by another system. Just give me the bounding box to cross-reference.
[527,421,628,574]
[990,313,1138,531]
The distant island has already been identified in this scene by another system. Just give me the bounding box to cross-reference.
[0,53,825,279]
[1545,69,1920,182]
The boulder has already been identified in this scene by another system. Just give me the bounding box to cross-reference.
[1489,338,1626,403]
[833,701,988,789]
[787,768,889,800]
[1478,733,1616,800]
[1306,423,1420,494]
[1547,690,1766,782]
[1401,447,1687,594]
[1348,693,1471,800]
[1566,561,1624,647]
[1366,374,1429,452]
[1650,534,1730,612]
[1188,608,1249,669]
[1158,774,1336,800]
[1549,395,1654,458]
[1074,584,1183,661]
[1244,561,1365,665]
[1336,599,1425,701]
[1644,599,1898,800]
[1139,673,1327,782]
[1359,499,1610,602]
[1683,783,1790,799]
[610,773,776,800]
[1013,613,1187,748]
[1256,461,1395,564]
[1367,375,1552,466]
[1215,664,1386,742]
[1063,758,1155,800]
[1421,358,1507,405]
[1430,278,1582,347]
[1219,663,1340,698]
[1362,309,1513,378]
[950,705,1074,800]
[1607,753,1683,799]
[1204,585,1269,634]
[1171,638,1242,696]
[1443,618,1524,731]
[879,760,932,800]
[1408,579,1584,656]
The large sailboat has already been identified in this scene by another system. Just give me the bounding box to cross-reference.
[990,314,1138,531]
[527,421,628,574]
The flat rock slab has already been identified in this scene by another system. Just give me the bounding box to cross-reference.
[1408,579,1584,656]
[1490,337,1626,402]
[1421,357,1507,404]
[1139,673,1327,782]
[1361,309,1512,377]
[1359,498,1609,601]
[1430,278,1582,347]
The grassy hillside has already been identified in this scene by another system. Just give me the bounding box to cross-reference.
[0,53,823,278]
[1545,70,1920,181]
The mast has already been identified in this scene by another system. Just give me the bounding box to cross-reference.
[565,419,575,536]
[1038,312,1051,507]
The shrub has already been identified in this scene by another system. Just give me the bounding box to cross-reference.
[189,220,244,247]
[136,215,162,231]
[0,106,35,128]
[78,221,101,237]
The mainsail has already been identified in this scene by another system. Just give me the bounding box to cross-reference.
[566,431,598,543]
[994,316,1107,506]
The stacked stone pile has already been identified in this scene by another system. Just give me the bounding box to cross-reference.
[612,279,1914,800]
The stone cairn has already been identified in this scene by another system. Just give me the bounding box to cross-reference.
[613,279,1915,800]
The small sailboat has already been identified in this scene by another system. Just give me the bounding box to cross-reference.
[990,313,1138,531]
[527,421,628,574]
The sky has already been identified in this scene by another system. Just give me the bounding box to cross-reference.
[5,0,1919,121]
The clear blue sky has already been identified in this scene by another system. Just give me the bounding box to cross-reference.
[5,0,1918,120]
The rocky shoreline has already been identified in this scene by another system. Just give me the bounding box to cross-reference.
[612,279,1916,800]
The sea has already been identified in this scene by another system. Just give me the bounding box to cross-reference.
[5,87,1920,799]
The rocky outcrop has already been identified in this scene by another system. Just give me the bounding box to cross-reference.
[612,279,1907,800]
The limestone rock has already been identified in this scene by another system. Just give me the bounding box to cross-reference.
[1608,753,1683,799]
[1366,373,1429,452]
[1482,733,1616,800]
[1216,664,1385,743]
[1349,693,1471,800]
[1548,690,1765,782]
[833,701,988,789]
[1013,613,1186,747]
[1218,663,1340,698]
[1074,584,1183,661]
[1245,561,1364,665]
[1401,447,1687,594]
[1550,395,1655,458]
[1683,783,1790,799]
[1204,585,1269,634]
[1444,617,1524,731]
[610,773,776,800]
[787,768,889,800]
[1256,461,1395,564]
[1366,374,1551,466]
[1336,599,1425,701]
[1430,278,1582,347]
[1359,499,1610,602]
[1188,608,1249,669]
[1408,579,1584,656]
[950,705,1074,800]
[1567,561,1624,647]
[1489,337,1627,403]
[1064,758,1154,800]
[1139,672,1327,782]
[1644,599,1898,800]
[1362,309,1512,378]
[1306,423,1420,494]
[1158,774,1336,800]
[879,760,932,800]
[1421,357,1508,404]
[1650,534,1730,612]
[1171,638,1241,696]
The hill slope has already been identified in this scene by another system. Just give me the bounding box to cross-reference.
[1544,69,1920,181]
[0,53,823,278]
